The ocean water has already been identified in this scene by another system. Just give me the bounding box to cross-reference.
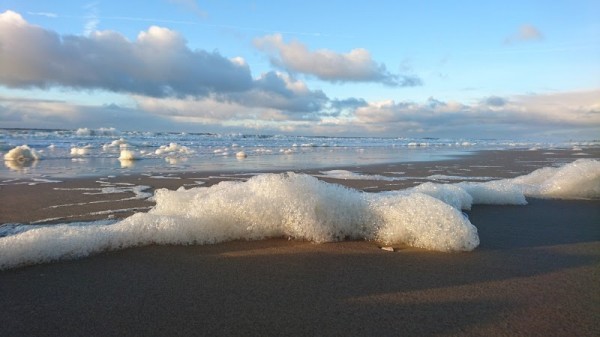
[1,127,599,269]
[3,127,595,179]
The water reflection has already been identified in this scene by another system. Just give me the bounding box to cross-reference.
[4,159,37,171]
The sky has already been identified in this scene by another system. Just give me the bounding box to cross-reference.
[0,0,599,140]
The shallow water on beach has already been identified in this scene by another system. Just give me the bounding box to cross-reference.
[2,127,597,179]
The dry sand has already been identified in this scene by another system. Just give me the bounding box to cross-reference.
[1,148,599,336]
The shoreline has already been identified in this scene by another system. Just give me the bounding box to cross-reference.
[2,147,599,225]
[1,147,599,336]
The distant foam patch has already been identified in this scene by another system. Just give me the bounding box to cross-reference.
[0,159,598,269]
[155,143,194,156]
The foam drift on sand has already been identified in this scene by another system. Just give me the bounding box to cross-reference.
[0,159,599,269]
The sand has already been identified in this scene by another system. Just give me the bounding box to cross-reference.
[1,148,599,336]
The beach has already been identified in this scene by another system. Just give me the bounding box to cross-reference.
[1,148,599,336]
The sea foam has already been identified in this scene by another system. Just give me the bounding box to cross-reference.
[512,159,600,199]
[0,173,479,269]
[3,145,40,162]
[0,159,598,269]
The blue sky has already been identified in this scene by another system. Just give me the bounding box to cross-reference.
[1,0,599,139]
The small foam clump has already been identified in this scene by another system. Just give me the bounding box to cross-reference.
[3,145,40,162]
[76,127,120,136]
[70,146,91,156]
[102,138,128,151]
[155,143,194,156]
[119,149,139,161]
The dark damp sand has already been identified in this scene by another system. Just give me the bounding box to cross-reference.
[1,148,599,336]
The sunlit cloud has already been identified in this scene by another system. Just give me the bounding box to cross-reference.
[349,90,600,138]
[0,11,253,97]
[254,34,421,86]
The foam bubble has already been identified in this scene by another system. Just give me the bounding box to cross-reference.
[4,145,40,162]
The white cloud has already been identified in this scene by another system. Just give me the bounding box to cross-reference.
[0,11,253,97]
[254,34,421,86]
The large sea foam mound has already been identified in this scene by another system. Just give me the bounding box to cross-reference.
[3,145,41,162]
[0,173,479,269]
[0,159,598,269]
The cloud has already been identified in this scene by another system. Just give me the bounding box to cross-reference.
[483,96,507,107]
[136,71,330,122]
[254,34,421,86]
[350,90,600,138]
[229,72,329,115]
[0,11,253,97]
[0,94,191,131]
[2,89,599,138]
[505,24,544,44]
[83,2,100,35]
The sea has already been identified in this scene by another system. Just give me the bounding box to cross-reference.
[1,127,599,269]
[2,127,596,179]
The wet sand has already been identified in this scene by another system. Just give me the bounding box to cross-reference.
[1,148,598,224]
[1,148,599,336]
